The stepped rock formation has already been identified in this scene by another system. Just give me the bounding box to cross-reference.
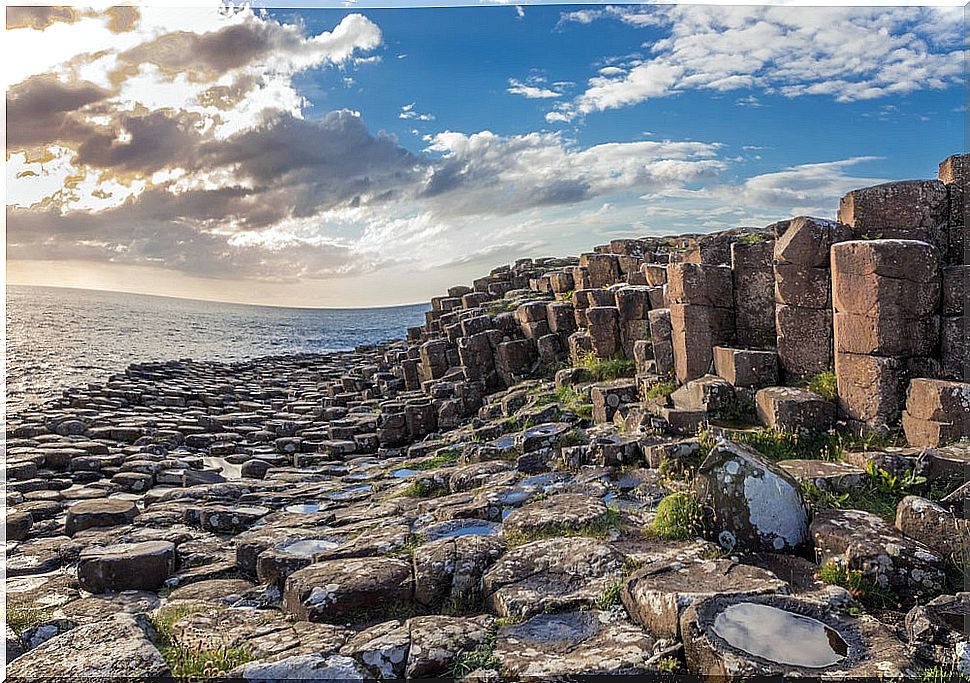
[5,153,969,679]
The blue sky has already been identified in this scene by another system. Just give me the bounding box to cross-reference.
[289,4,961,180]
[6,3,965,306]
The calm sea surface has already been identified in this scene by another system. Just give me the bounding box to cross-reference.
[5,285,427,414]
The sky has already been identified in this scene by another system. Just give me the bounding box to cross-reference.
[5,2,965,307]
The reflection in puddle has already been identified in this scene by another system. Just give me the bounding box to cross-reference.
[276,538,341,557]
[713,603,848,668]
[202,457,242,479]
[325,484,372,501]
[391,468,419,478]
[283,502,324,514]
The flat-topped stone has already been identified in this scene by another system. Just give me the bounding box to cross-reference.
[65,498,139,536]
[77,541,177,593]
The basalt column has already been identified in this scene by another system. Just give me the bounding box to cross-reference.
[773,216,854,380]
[831,239,941,433]
[731,239,775,348]
[667,262,735,383]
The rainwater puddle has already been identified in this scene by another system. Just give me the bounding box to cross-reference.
[712,603,848,668]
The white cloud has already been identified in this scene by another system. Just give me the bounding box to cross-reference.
[507,78,562,99]
[399,102,436,121]
[550,5,962,121]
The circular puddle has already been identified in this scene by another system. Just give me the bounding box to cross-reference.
[713,603,848,668]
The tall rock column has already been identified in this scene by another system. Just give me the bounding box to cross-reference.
[731,239,775,348]
[831,240,941,433]
[938,154,968,265]
[667,263,734,382]
[773,216,853,380]
[938,155,969,382]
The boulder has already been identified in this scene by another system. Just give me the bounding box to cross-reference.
[811,508,945,600]
[713,347,778,389]
[590,380,639,424]
[406,615,494,678]
[283,557,413,623]
[776,460,867,492]
[755,386,834,433]
[413,535,505,612]
[64,498,139,536]
[229,654,366,682]
[482,537,625,618]
[5,613,169,679]
[895,495,970,560]
[77,541,177,593]
[905,592,970,668]
[695,440,809,552]
[838,180,949,254]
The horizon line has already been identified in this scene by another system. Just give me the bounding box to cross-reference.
[6,282,430,312]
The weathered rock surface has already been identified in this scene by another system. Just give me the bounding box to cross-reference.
[695,440,810,552]
[811,508,946,600]
[5,613,169,680]
[482,537,625,618]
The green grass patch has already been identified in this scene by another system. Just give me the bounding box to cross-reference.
[404,448,462,471]
[595,581,623,610]
[450,623,500,678]
[917,667,970,683]
[6,605,53,635]
[817,561,897,609]
[150,603,253,682]
[697,426,890,463]
[503,507,625,547]
[399,481,440,498]
[801,462,926,523]
[806,370,838,401]
[649,492,707,541]
[554,385,593,419]
[487,298,520,316]
[644,379,679,400]
[150,603,213,643]
[163,644,254,682]
[576,353,636,382]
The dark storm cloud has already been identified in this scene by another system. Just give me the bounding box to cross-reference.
[7,75,111,149]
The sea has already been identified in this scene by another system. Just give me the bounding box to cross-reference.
[5,285,428,414]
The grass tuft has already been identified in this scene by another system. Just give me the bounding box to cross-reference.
[800,461,926,523]
[595,581,623,610]
[817,561,897,609]
[6,605,53,634]
[806,370,838,401]
[577,353,636,382]
[644,379,679,400]
[150,603,254,682]
[404,448,462,471]
[450,623,500,678]
[649,492,707,540]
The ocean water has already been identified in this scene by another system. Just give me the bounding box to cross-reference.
[5,285,428,414]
